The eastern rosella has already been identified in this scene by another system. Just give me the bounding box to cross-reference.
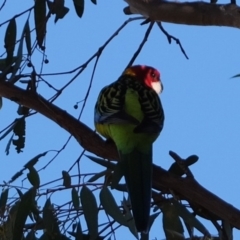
[94,65,164,233]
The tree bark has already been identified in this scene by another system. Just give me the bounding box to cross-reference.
[0,81,240,229]
[124,0,240,28]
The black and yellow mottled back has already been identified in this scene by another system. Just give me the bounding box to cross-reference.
[94,74,164,139]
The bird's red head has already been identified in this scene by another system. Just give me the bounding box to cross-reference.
[123,65,163,94]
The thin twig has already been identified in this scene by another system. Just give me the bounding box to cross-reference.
[0,6,33,28]
[0,0,7,12]
[66,56,101,183]
[68,149,85,173]
[126,21,155,68]
[157,22,189,59]
[78,55,100,120]
[49,17,144,102]
[38,135,72,171]
[38,76,59,92]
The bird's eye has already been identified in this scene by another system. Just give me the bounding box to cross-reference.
[151,73,156,78]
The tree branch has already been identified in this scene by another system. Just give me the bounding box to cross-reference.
[124,0,240,28]
[0,81,240,229]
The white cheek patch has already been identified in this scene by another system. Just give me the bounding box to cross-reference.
[151,82,162,94]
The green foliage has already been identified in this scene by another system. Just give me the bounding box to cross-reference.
[85,155,116,170]
[172,199,210,237]
[62,170,72,187]
[0,120,17,141]
[73,0,85,18]
[162,202,185,240]
[27,166,40,188]
[0,117,28,154]
[8,152,47,184]
[4,18,16,68]
[15,188,23,198]
[9,21,26,83]
[80,185,98,239]
[12,117,25,153]
[47,0,70,23]
[100,186,128,227]
[34,0,46,50]
[24,20,31,57]
[0,189,9,216]
[72,187,80,209]
[74,221,84,240]
[43,198,61,238]
[88,170,108,183]
[24,152,48,169]
[13,188,36,240]
[231,73,240,78]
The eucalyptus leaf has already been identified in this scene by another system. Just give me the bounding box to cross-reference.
[88,170,107,183]
[231,73,240,78]
[12,117,25,153]
[24,151,48,169]
[4,18,16,67]
[34,0,46,50]
[24,20,31,56]
[62,170,71,187]
[27,166,40,188]
[73,0,84,18]
[75,221,83,240]
[9,169,24,183]
[43,198,61,237]
[9,24,25,83]
[71,188,80,209]
[162,202,184,240]
[80,186,98,240]
[12,188,36,240]
[0,189,9,216]
[0,120,17,141]
[172,199,210,237]
[5,134,14,155]
[85,155,116,170]
[100,186,128,226]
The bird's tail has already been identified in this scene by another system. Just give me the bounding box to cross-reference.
[119,148,152,233]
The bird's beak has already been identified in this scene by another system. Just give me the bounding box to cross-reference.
[160,80,164,93]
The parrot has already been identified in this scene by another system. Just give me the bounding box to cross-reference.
[94,65,164,233]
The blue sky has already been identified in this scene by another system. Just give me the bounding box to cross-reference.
[0,0,240,239]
